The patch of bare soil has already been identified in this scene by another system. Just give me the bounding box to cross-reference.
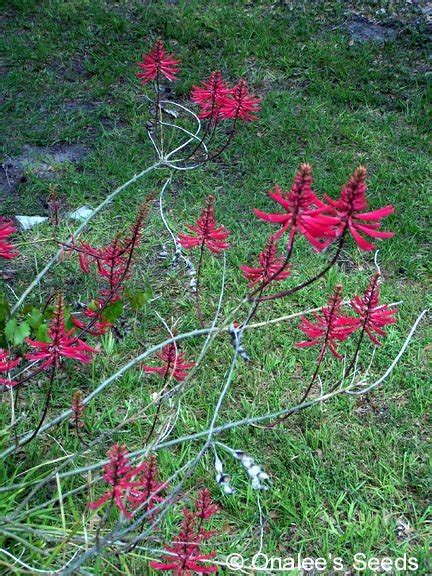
[347,17,398,42]
[0,143,89,198]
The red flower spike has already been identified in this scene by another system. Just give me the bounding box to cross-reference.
[240,235,291,288]
[69,205,148,334]
[142,343,195,382]
[194,489,219,538]
[350,273,397,345]
[25,295,97,370]
[253,164,339,252]
[89,446,166,518]
[296,285,360,360]
[71,390,84,429]
[325,166,394,251]
[137,39,180,84]
[178,195,230,254]
[151,489,219,575]
[0,219,18,260]
[89,444,136,517]
[127,455,166,511]
[218,79,260,122]
[191,71,232,120]
[0,349,20,387]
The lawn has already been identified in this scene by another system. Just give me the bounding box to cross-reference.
[0,1,431,574]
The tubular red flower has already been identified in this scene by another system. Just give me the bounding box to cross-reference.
[350,274,397,345]
[218,79,260,122]
[69,206,147,334]
[89,445,166,518]
[151,489,218,574]
[25,295,97,370]
[240,235,291,288]
[0,349,21,387]
[325,166,394,251]
[0,219,18,260]
[191,71,232,120]
[89,444,137,518]
[178,196,230,254]
[253,164,339,252]
[296,285,360,359]
[142,343,195,382]
[137,39,180,84]
[126,454,166,510]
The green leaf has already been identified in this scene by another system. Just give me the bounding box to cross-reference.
[101,300,123,323]
[125,286,153,311]
[5,319,31,345]
[27,307,43,330]
[0,296,10,322]
[36,323,50,342]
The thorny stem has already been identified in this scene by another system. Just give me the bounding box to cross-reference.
[47,306,426,575]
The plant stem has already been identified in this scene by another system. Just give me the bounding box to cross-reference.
[257,234,346,302]
[20,367,55,448]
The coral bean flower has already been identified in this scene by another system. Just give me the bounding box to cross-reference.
[0,349,20,386]
[296,285,360,359]
[89,445,140,517]
[219,79,260,122]
[137,39,180,84]
[254,164,339,251]
[191,71,232,120]
[240,235,291,288]
[151,489,219,574]
[89,446,166,518]
[126,455,166,510]
[25,295,97,370]
[0,219,18,260]
[351,273,397,345]
[178,196,230,254]
[142,343,195,382]
[151,511,217,574]
[325,166,394,251]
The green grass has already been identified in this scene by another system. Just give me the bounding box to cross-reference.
[0,1,431,574]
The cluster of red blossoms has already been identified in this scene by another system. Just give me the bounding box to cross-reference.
[254,164,394,253]
[0,295,98,389]
[192,73,260,123]
[142,343,195,383]
[296,275,397,360]
[174,163,394,302]
[178,195,230,254]
[0,349,20,387]
[26,294,97,370]
[240,235,291,288]
[89,444,166,518]
[0,219,18,260]
[137,40,260,123]
[151,488,219,574]
[67,207,147,335]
